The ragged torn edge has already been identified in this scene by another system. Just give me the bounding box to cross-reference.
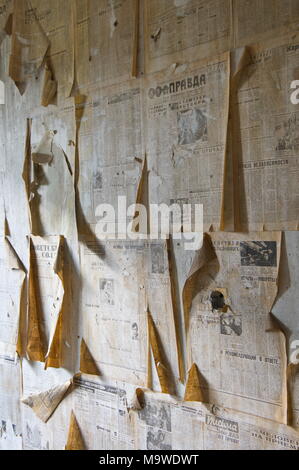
[131,0,139,78]
[22,120,73,235]
[166,237,185,384]
[131,154,149,234]
[26,235,66,369]
[8,0,50,95]
[256,231,290,426]
[41,63,57,107]
[65,410,85,450]
[22,377,73,423]
[147,310,171,395]
[4,235,27,359]
[182,233,217,335]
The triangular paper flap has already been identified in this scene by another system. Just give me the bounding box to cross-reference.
[22,379,72,423]
[80,338,101,376]
[147,312,170,394]
[184,363,203,402]
[65,411,85,450]
[31,131,54,164]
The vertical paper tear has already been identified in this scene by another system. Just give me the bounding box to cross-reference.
[147,311,170,394]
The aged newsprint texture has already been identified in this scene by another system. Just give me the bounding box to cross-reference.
[0,238,26,359]
[9,0,49,94]
[144,0,231,74]
[232,39,299,231]
[184,232,286,422]
[0,357,22,450]
[75,0,138,92]
[77,80,144,235]
[135,390,299,450]
[79,239,179,390]
[70,375,137,449]
[144,53,230,231]
[233,0,299,48]
[28,99,77,240]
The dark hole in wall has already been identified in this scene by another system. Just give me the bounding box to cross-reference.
[210,290,225,310]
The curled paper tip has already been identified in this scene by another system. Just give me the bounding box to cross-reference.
[22,379,72,423]
[147,311,170,394]
[65,411,85,450]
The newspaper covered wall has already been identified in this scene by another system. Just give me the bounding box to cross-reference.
[0,0,298,451]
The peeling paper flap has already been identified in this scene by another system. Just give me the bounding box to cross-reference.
[147,311,170,394]
[0,0,13,44]
[22,119,33,232]
[31,131,54,165]
[22,378,72,423]
[184,363,203,403]
[65,411,85,450]
[80,338,101,376]
[27,235,65,369]
[127,387,144,412]
[182,233,217,333]
[9,0,50,94]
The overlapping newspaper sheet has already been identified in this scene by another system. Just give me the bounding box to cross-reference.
[144,0,299,74]
[231,38,299,231]
[144,53,230,232]
[76,79,144,235]
[144,0,231,74]
[135,390,299,450]
[182,232,287,422]
[79,239,180,391]
[75,0,138,92]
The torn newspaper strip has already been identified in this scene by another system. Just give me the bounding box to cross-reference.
[27,235,65,369]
